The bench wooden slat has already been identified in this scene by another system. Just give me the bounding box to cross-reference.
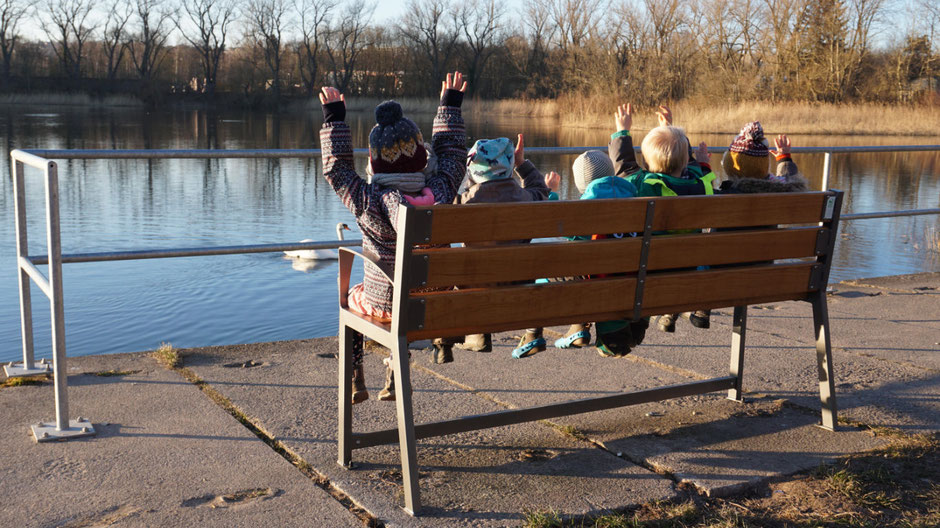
[408,277,637,339]
[411,227,827,288]
[415,200,649,244]
[647,227,826,270]
[640,262,818,316]
[651,193,829,231]
[414,192,830,244]
[413,239,642,288]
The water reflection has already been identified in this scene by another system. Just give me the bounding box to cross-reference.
[0,106,936,362]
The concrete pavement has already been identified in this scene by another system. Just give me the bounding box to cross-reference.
[1,272,937,527]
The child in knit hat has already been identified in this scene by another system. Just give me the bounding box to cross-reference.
[719,121,807,193]
[319,72,467,404]
[434,133,551,360]
[611,103,716,333]
[512,147,646,359]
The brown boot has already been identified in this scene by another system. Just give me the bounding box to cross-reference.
[351,365,368,405]
[457,333,492,352]
[377,363,395,401]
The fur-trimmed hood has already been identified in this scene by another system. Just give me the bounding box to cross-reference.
[719,176,808,194]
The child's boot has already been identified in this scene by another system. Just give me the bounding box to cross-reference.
[595,321,633,357]
[629,318,649,347]
[378,361,395,401]
[351,365,368,405]
[458,333,492,352]
[687,310,711,329]
[657,314,677,333]
[430,341,454,364]
[512,329,546,358]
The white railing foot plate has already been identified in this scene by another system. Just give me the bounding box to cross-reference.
[31,419,96,443]
[4,362,52,377]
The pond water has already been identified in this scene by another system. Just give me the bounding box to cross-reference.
[0,105,938,363]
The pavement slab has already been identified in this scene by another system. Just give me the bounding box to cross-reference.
[181,338,677,527]
[0,353,362,528]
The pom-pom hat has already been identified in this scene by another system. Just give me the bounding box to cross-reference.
[722,121,770,180]
[369,100,428,174]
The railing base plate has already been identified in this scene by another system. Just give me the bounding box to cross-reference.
[32,420,96,443]
[5,362,52,377]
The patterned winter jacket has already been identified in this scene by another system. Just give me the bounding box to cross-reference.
[319,95,466,314]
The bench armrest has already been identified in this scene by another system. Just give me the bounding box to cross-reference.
[338,247,394,308]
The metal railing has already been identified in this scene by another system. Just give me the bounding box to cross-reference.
[6,144,940,441]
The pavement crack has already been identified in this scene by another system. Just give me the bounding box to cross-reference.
[157,355,383,528]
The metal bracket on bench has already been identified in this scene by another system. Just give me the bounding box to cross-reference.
[808,264,824,291]
[814,228,831,256]
[633,200,655,321]
[822,195,837,221]
[411,208,434,244]
[406,254,430,289]
[406,298,427,331]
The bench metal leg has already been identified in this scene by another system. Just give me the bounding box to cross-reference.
[811,292,838,430]
[728,306,747,401]
[391,337,421,515]
[337,323,353,467]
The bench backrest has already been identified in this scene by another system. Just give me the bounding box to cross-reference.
[391,191,843,341]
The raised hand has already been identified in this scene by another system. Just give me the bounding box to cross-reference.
[656,105,673,127]
[441,71,467,98]
[545,171,561,192]
[614,103,632,132]
[696,141,710,164]
[774,134,791,156]
[319,86,344,106]
[514,133,525,168]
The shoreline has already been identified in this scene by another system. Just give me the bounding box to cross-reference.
[2,93,939,138]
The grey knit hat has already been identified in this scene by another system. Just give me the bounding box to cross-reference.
[573,150,615,194]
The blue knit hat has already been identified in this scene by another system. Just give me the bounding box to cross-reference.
[467,138,514,183]
[369,100,427,174]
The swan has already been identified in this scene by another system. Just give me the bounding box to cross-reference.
[284,223,351,260]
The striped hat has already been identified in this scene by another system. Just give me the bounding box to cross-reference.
[722,121,770,179]
[572,150,614,194]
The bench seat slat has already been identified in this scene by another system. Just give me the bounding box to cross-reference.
[411,227,827,288]
[414,193,829,244]
[640,262,818,316]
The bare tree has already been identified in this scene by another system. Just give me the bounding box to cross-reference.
[0,0,35,80]
[43,0,95,79]
[459,0,505,96]
[548,0,603,52]
[245,0,289,100]
[397,0,457,95]
[127,0,172,81]
[294,0,334,96]
[176,0,237,96]
[325,0,374,93]
[101,0,132,81]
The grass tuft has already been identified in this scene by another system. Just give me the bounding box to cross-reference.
[93,369,140,377]
[152,342,180,369]
[524,509,564,528]
[1,375,50,388]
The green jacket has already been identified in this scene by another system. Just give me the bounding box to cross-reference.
[624,166,716,197]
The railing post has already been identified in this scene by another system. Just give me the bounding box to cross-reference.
[821,151,832,191]
[31,159,95,442]
[5,157,49,377]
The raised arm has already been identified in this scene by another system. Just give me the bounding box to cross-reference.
[318,87,373,217]
[428,71,468,204]
[610,103,641,177]
[514,133,550,201]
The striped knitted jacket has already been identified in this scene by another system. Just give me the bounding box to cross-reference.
[319,104,466,315]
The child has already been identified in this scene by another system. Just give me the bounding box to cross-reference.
[319,72,467,404]
[513,147,646,359]
[719,121,806,193]
[437,134,551,361]
[610,104,716,332]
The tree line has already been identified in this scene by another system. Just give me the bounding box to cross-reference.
[0,0,937,106]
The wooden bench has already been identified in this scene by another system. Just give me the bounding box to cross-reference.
[336,190,844,515]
